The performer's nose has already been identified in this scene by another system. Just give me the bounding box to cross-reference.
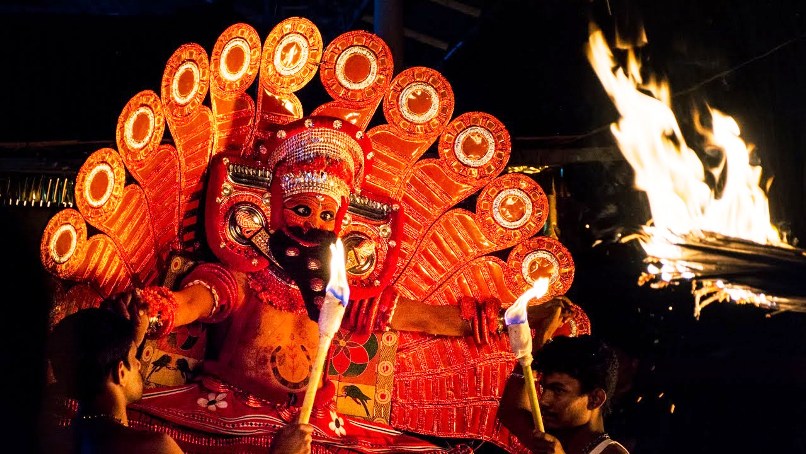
[307,218,323,230]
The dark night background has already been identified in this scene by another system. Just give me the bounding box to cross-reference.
[3,1,806,452]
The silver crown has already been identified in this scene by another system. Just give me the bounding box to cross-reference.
[269,127,365,186]
[279,170,350,203]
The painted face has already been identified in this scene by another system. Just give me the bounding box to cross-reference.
[281,193,340,246]
[538,372,594,430]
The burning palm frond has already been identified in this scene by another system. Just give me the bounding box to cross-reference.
[587,23,806,316]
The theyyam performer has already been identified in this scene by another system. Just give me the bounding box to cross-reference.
[40,17,589,453]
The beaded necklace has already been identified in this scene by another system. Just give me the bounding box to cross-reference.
[581,432,610,454]
[248,266,307,314]
[75,414,128,427]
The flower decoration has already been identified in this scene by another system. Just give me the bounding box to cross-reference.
[197,392,229,411]
[328,410,346,436]
[329,330,378,376]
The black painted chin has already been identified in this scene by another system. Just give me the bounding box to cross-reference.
[269,228,336,321]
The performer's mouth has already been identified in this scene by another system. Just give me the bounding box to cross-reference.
[284,229,318,247]
[283,226,332,248]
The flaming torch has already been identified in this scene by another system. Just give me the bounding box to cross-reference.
[585,23,806,316]
[505,277,551,432]
[298,238,349,424]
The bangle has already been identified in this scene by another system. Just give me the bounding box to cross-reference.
[459,296,503,345]
[179,263,238,323]
[481,297,503,344]
[184,279,220,319]
[458,296,481,343]
[459,296,477,321]
[140,287,178,339]
[343,287,400,333]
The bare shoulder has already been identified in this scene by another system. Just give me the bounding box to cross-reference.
[150,432,184,454]
[123,428,184,454]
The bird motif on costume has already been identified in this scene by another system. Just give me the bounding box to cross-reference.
[147,354,172,381]
[174,358,193,382]
[39,17,589,453]
[341,385,372,417]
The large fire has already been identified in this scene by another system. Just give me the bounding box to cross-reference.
[585,24,805,316]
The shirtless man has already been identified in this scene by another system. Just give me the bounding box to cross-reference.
[43,301,184,453]
[43,298,312,453]
[500,335,629,454]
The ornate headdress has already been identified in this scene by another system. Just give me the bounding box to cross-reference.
[258,115,373,205]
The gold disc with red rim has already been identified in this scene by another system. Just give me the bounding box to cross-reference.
[438,111,510,180]
[74,148,126,223]
[41,208,88,278]
[383,67,454,138]
[260,17,323,94]
[476,174,548,244]
[319,30,394,107]
[509,236,575,301]
[116,90,165,162]
[161,43,211,118]
[211,23,262,96]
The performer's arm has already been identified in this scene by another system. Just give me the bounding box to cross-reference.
[388,298,469,336]
[173,283,218,326]
[389,294,569,347]
[138,263,241,338]
[344,287,569,346]
[342,288,473,336]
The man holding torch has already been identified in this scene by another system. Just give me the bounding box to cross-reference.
[500,334,629,454]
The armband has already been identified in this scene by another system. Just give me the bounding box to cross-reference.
[459,296,503,345]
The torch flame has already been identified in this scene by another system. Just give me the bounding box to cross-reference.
[326,238,349,307]
[504,278,550,432]
[505,277,550,326]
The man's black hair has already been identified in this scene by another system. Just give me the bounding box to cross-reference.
[48,308,135,402]
[534,335,619,413]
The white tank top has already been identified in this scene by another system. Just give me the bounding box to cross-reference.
[589,437,628,454]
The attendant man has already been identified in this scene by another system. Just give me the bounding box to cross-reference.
[500,335,629,454]
[43,300,185,453]
[43,298,313,453]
